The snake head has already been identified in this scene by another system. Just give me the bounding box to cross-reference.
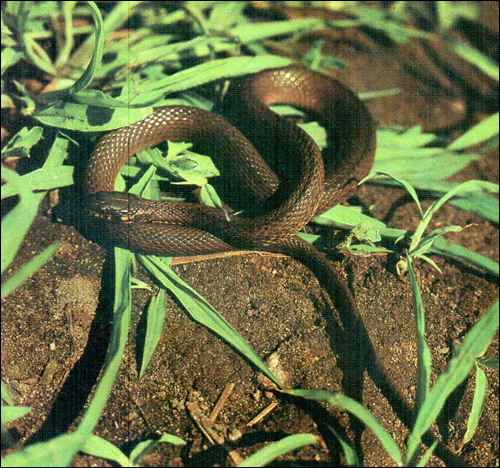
[86,191,139,223]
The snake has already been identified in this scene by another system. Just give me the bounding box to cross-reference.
[85,66,378,381]
[85,66,375,257]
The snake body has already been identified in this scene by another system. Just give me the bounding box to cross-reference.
[84,66,410,416]
[85,66,375,260]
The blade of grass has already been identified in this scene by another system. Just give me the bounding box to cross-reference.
[285,389,403,466]
[410,180,498,254]
[430,236,499,277]
[230,17,324,43]
[1,167,40,276]
[129,434,186,466]
[415,440,439,467]
[34,101,153,131]
[1,166,74,198]
[133,55,293,95]
[137,255,281,387]
[0,432,87,467]
[1,406,31,425]
[461,363,488,447]
[2,381,15,406]
[139,288,167,379]
[448,112,499,151]
[313,205,499,277]
[361,172,424,219]
[80,435,129,467]
[1,242,60,298]
[75,247,132,437]
[237,434,320,467]
[405,299,499,464]
[407,255,432,416]
[54,1,77,67]
[1,127,44,159]
[448,39,499,81]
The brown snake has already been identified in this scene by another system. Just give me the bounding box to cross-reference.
[85,66,378,373]
[82,65,399,409]
[85,66,375,260]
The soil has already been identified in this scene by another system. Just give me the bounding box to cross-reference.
[2,3,498,467]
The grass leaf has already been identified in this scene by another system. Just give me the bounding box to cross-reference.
[406,299,499,464]
[1,242,60,299]
[285,389,403,466]
[75,247,132,437]
[34,101,153,131]
[139,288,167,379]
[134,55,293,95]
[448,112,499,151]
[80,435,129,467]
[1,166,74,198]
[449,39,499,81]
[238,433,320,467]
[129,434,186,466]
[1,127,44,159]
[461,363,488,447]
[1,167,40,276]
[0,432,87,467]
[138,255,281,387]
[407,255,432,415]
[1,406,31,425]
[68,2,104,94]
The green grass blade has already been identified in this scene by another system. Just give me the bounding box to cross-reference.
[68,1,104,95]
[76,247,132,436]
[129,434,186,466]
[407,255,432,416]
[138,255,281,387]
[231,18,323,43]
[406,299,499,464]
[327,425,359,466]
[1,167,40,276]
[361,172,424,219]
[80,435,129,467]
[477,356,499,369]
[0,432,87,467]
[411,180,498,253]
[1,166,74,198]
[448,112,499,151]
[285,389,403,466]
[139,288,167,379]
[34,101,153,131]
[135,55,293,94]
[315,204,498,277]
[1,134,69,276]
[461,363,488,447]
[430,237,499,277]
[1,242,60,298]
[2,381,14,406]
[1,126,43,158]
[1,47,24,75]
[1,406,31,425]
[237,433,319,467]
[449,39,499,81]
[415,440,439,467]
[313,204,387,230]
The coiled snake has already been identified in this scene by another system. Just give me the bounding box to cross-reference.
[85,66,377,369]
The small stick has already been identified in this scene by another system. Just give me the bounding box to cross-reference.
[170,250,286,266]
[246,401,279,427]
[209,383,235,423]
